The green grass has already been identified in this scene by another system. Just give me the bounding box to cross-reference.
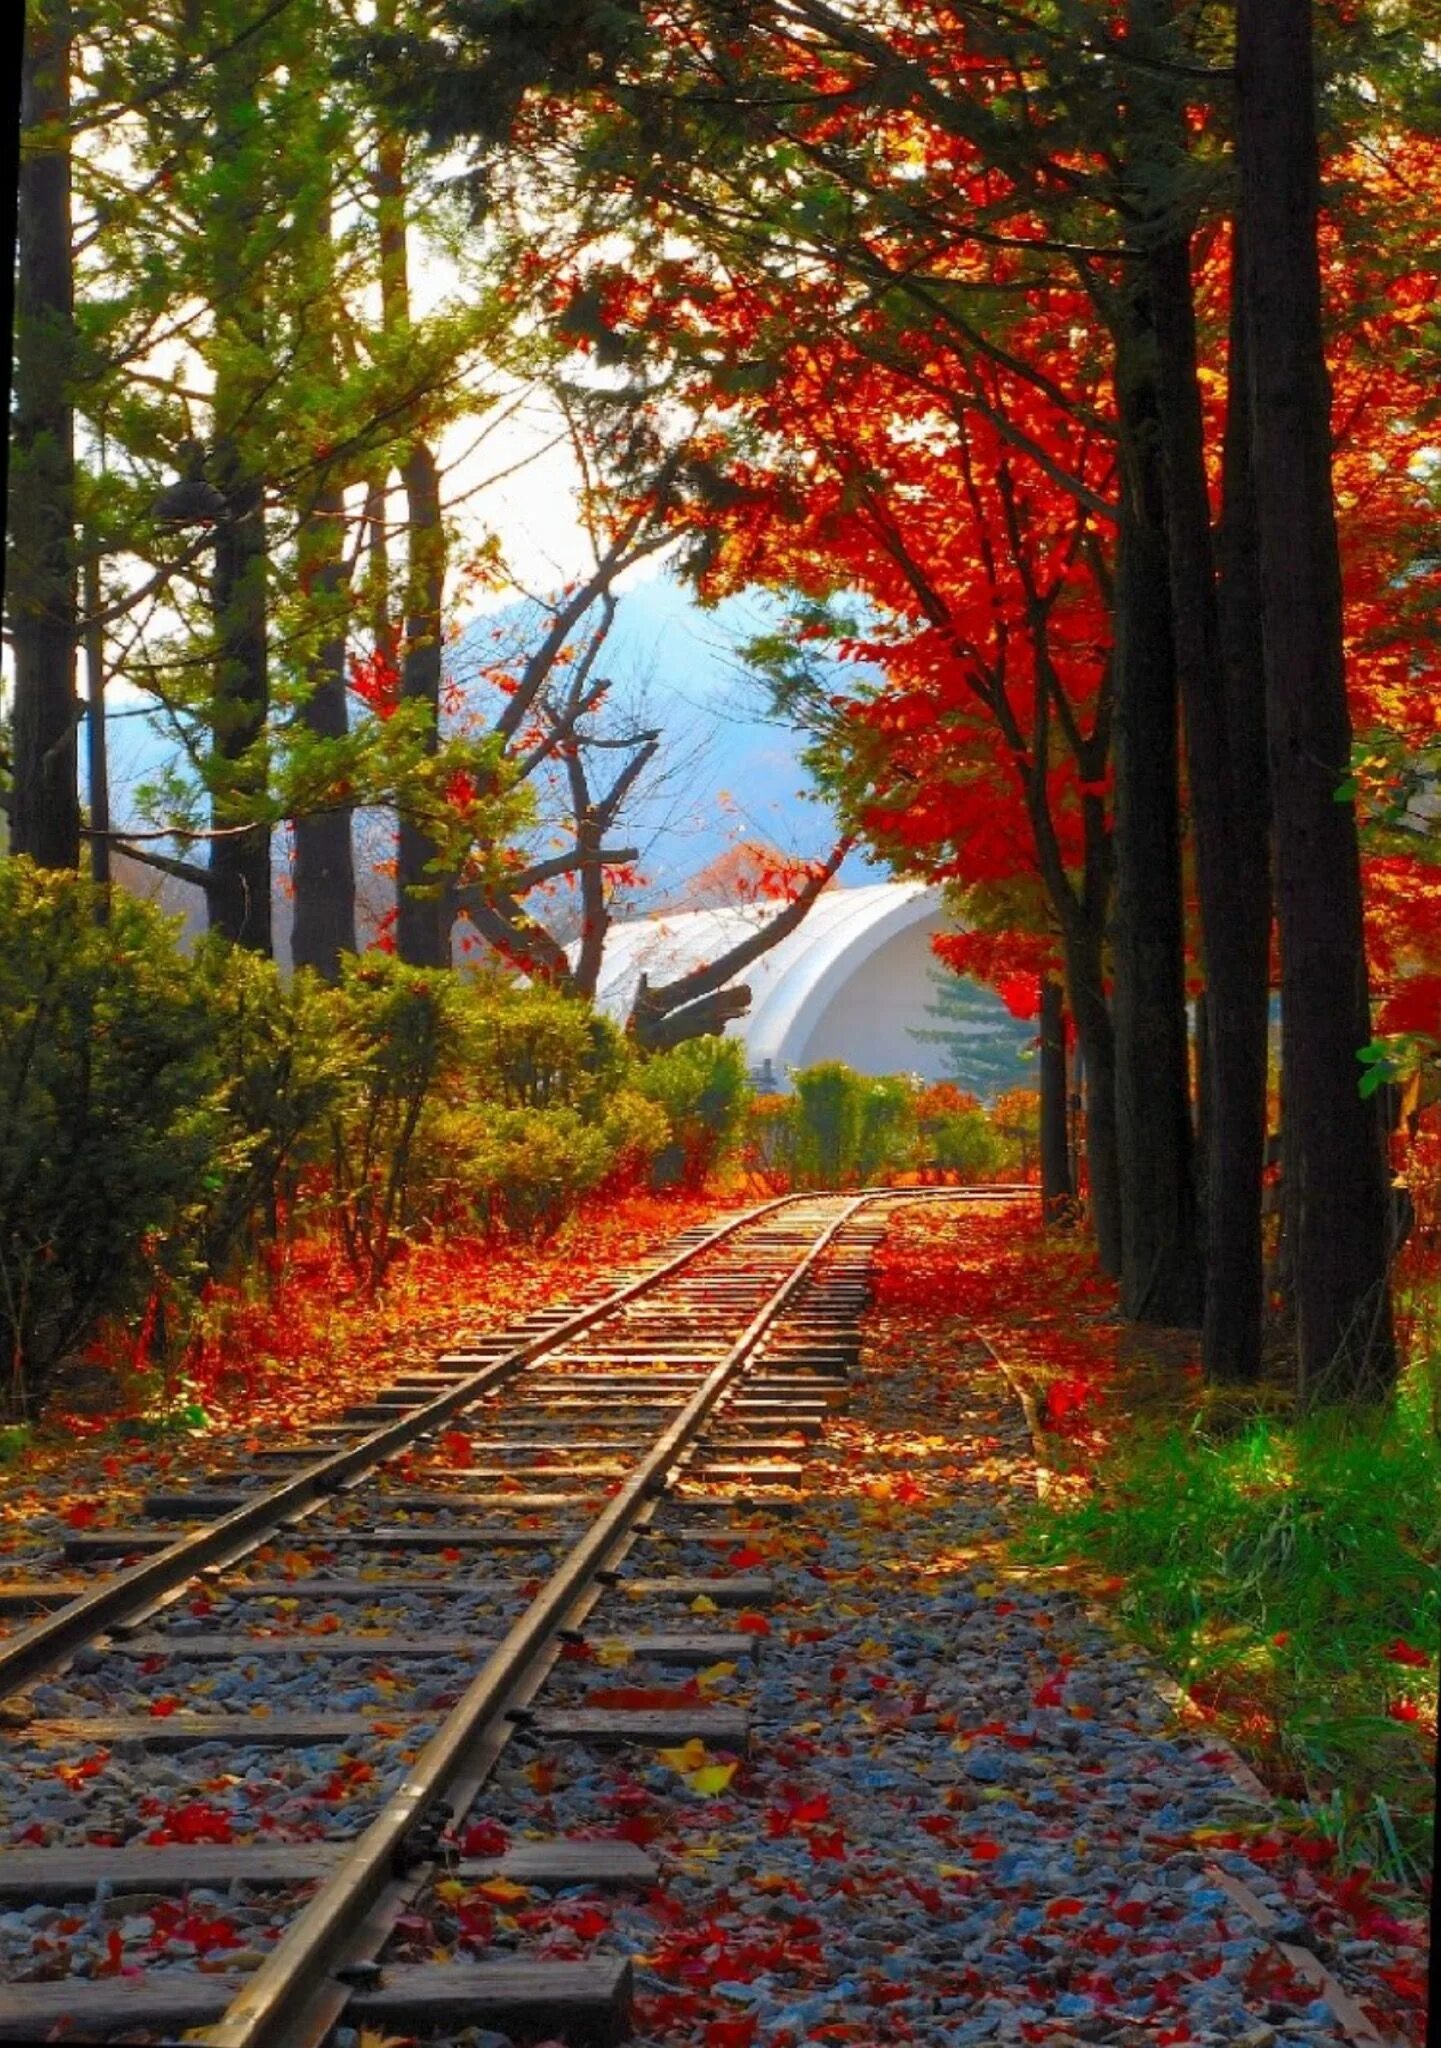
[0,1424,32,1467]
[1014,1349,1440,1890]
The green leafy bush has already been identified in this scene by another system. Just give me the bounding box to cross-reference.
[636,1037,750,1190]
[463,1105,617,1238]
[327,956,468,1285]
[856,1074,917,1183]
[192,942,350,1268]
[0,862,224,1414]
[790,1061,864,1186]
[598,1088,671,1195]
[931,1107,1003,1179]
[463,977,628,1114]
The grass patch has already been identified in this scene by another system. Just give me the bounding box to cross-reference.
[1015,1347,1440,1893]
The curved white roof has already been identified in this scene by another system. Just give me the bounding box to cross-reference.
[588,881,945,1076]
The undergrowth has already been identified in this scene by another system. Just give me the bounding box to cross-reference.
[1017,1346,1440,1893]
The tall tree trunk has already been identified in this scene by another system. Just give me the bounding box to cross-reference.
[207,444,271,951]
[1109,332,1203,1327]
[9,0,80,868]
[374,113,450,968]
[205,17,271,952]
[81,538,110,895]
[1039,975,1074,1223]
[291,481,357,976]
[1060,923,1121,1278]
[1236,0,1395,1401]
[1148,232,1271,1383]
[395,440,450,967]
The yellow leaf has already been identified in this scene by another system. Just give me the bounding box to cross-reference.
[690,1594,718,1615]
[433,1878,467,1904]
[685,1762,739,1797]
[657,1738,710,1773]
[473,1877,529,1904]
[593,1640,633,1667]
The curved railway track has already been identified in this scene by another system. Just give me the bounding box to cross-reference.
[0,1185,1030,2047]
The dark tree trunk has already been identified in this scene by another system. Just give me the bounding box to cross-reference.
[1237,0,1396,1401]
[1193,990,1209,1218]
[9,0,79,868]
[292,482,356,978]
[395,440,450,969]
[1060,923,1122,1278]
[81,539,110,896]
[1109,331,1203,1327]
[1149,232,1271,1383]
[207,450,272,952]
[1039,975,1074,1224]
[204,19,271,953]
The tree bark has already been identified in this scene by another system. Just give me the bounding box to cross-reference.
[207,448,272,951]
[81,540,111,898]
[9,0,80,868]
[395,439,450,967]
[1149,232,1271,1382]
[1109,328,1203,1327]
[627,838,850,1049]
[1059,920,1121,1278]
[1039,974,1073,1223]
[374,114,451,969]
[204,15,271,952]
[1236,0,1396,1401]
[291,481,357,977]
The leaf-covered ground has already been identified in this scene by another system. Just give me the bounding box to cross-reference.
[375,1196,1429,2048]
[0,1192,714,1586]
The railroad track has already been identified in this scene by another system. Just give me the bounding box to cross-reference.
[0,1185,1029,2047]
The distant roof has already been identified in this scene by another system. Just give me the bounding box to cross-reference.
[589,880,943,1073]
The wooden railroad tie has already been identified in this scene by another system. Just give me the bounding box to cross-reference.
[93,1629,759,1666]
[0,1836,658,1902]
[0,1957,633,2045]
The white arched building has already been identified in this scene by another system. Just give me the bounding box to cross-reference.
[591,882,1030,1093]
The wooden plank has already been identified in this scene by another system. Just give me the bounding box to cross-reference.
[692,1462,804,1486]
[533,1350,724,1363]
[106,1628,754,1665]
[0,1973,241,2039]
[528,1375,705,1390]
[459,1839,657,1888]
[621,1575,774,1606]
[402,1461,630,1482]
[105,1632,495,1660]
[0,1838,657,1903]
[211,1577,522,1600]
[379,1490,607,1513]
[534,1707,749,1749]
[578,1632,757,1666]
[24,1712,423,1748]
[0,1581,89,1611]
[352,1957,633,2044]
[355,1526,575,1549]
[0,1959,633,2046]
[0,1842,341,1900]
[142,1489,255,1516]
[62,1529,176,1560]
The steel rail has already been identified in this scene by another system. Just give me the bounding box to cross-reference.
[0,1191,829,1701]
[203,1192,874,2048]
